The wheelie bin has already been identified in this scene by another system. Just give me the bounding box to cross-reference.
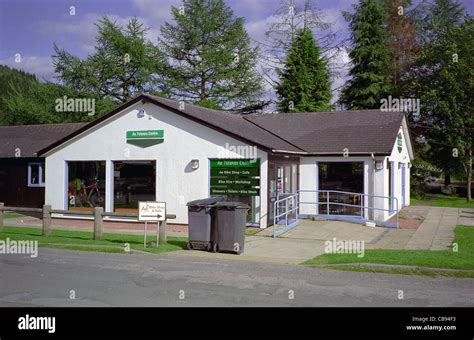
[186,197,224,251]
[213,201,249,254]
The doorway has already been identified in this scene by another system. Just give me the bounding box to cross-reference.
[267,156,299,226]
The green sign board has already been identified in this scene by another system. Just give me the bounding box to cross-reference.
[126,130,164,148]
[210,159,259,168]
[211,188,260,196]
[210,178,260,187]
[210,168,260,177]
[210,158,260,197]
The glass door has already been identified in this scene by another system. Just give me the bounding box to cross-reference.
[267,159,299,226]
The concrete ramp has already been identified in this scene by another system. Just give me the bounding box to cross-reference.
[259,219,386,244]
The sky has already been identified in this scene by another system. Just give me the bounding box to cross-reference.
[0,0,473,101]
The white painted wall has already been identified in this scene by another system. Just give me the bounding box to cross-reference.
[45,102,268,226]
[387,126,412,210]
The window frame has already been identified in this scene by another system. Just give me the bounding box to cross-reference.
[28,162,45,187]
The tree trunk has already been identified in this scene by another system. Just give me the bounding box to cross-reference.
[444,172,451,185]
[467,149,472,202]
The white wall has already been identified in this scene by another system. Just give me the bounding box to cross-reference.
[387,126,412,211]
[45,102,268,226]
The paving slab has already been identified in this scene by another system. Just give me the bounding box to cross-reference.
[405,207,459,250]
[258,219,385,244]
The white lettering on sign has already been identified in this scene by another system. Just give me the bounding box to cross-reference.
[139,202,166,222]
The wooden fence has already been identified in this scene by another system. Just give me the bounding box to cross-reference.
[0,203,176,244]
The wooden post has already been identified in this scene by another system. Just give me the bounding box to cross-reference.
[42,205,52,237]
[159,219,167,245]
[0,202,4,232]
[94,207,103,240]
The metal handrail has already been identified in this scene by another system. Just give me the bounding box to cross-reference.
[273,192,299,237]
[298,189,399,227]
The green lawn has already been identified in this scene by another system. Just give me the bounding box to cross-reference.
[2,213,25,219]
[303,226,474,270]
[411,194,474,209]
[0,226,188,254]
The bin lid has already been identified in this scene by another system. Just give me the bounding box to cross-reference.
[186,196,226,207]
[214,201,250,209]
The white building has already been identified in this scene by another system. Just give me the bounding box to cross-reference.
[39,94,414,228]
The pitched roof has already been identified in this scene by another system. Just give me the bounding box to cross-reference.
[244,110,405,155]
[142,94,304,153]
[33,94,407,157]
[38,94,303,155]
[0,123,87,158]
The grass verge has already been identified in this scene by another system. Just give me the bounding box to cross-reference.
[411,194,474,209]
[303,226,474,272]
[2,213,25,219]
[0,226,188,254]
[316,265,474,278]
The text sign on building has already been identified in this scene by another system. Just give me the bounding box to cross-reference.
[139,201,166,221]
[127,130,164,139]
[126,130,164,148]
[210,159,260,196]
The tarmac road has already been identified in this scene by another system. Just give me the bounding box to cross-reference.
[0,248,473,307]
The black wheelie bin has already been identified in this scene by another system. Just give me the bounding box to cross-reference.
[186,197,224,251]
[213,201,249,254]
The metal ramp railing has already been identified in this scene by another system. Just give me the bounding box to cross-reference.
[273,192,299,237]
[272,190,399,238]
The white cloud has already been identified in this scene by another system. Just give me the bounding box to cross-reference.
[0,55,55,82]
[132,0,177,22]
[37,12,164,56]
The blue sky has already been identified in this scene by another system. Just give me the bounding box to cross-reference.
[0,0,472,89]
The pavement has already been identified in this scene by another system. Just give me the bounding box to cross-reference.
[0,248,472,307]
[405,206,474,250]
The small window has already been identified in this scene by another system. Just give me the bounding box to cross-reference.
[28,163,45,187]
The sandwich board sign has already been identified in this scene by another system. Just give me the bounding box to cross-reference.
[139,201,166,222]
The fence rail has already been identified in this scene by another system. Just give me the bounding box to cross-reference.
[0,203,175,243]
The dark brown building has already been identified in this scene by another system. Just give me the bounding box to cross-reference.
[0,123,86,207]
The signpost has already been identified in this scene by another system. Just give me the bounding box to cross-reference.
[209,159,260,196]
[139,201,166,248]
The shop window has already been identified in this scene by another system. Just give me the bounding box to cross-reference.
[67,161,106,210]
[28,163,45,187]
[113,161,156,212]
[318,162,364,216]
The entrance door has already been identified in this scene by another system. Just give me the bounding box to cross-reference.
[267,157,299,226]
[268,164,277,226]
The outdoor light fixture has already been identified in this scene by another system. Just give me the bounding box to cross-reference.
[375,161,384,170]
[137,108,146,118]
[190,159,199,170]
